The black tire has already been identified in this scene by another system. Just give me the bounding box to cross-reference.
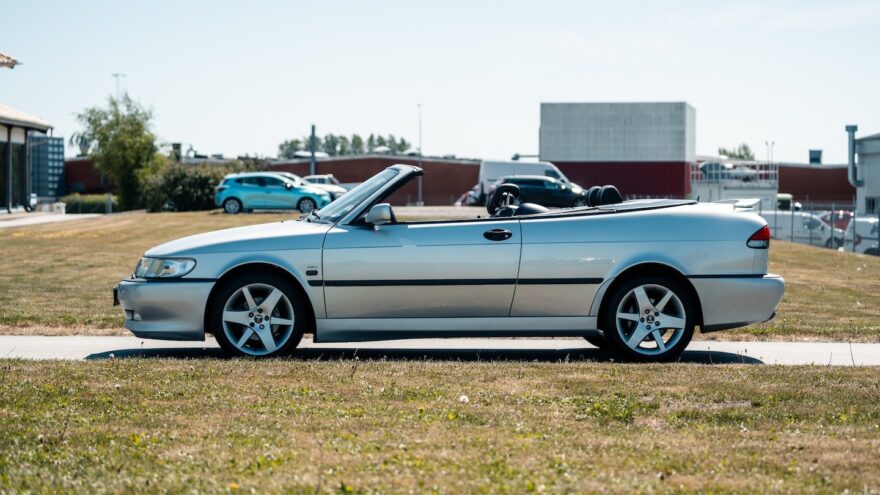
[208,271,307,358]
[297,197,317,213]
[865,248,879,256]
[223,197,242,215]
[584,334,611,349]
[825,237,842,249]
[600,276,696,362]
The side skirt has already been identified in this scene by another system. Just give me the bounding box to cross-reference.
[314,316,598,343]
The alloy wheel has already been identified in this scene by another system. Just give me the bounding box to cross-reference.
[221,283,295,356]
[614,283,686,356]
[224,198,241,214]
[298,198,317,213]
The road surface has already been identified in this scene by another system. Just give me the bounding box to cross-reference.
[0,213,100,229]
[1,336,878,365]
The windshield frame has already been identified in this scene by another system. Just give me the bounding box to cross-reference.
[309,165,421,225]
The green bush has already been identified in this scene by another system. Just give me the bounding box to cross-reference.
[59,193,118,214]
[140,163,251,212]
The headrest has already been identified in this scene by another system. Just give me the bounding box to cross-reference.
[586,186,602,207]
[597,185,623,205]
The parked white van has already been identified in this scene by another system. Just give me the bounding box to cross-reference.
[760,210,845,248]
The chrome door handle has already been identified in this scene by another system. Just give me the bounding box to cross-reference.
[483,228,513,241]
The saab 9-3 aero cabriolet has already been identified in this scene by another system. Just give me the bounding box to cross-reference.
[115,164,784,362]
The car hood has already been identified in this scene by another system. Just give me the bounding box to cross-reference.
[145,219,332,257]
[300,186,330,196]
[310,183,347,194]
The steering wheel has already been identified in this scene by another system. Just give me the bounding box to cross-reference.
[487,183,520,216]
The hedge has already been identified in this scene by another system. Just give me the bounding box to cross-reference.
[59,193,119,214]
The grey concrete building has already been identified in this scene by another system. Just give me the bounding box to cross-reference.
[539,102,696,197]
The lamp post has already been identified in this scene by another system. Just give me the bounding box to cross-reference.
[112,73,127,100]
[765,140,775,164]
[417,103,423,206]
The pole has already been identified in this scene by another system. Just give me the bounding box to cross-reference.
[852,198,857,253]
[23,130,30,211]
[309,124,316,176]
[417,103,423,206]
[112,73,126,100]
[5,125,12,212]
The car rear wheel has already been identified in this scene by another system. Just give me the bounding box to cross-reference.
[297,198,317,213]
[601,276,695,362]
[223,198,242,215]
[209,273,306,357]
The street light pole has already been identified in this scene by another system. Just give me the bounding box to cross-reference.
[112,73,127,100]
[417,103,423,206]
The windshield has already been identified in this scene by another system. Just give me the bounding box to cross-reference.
[311,168,400,223]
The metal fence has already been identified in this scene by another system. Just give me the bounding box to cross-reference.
[766,199,879,255]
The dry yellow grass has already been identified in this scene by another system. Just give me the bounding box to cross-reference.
[1,211,878,341]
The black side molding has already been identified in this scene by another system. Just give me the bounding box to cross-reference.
[310,278,603,287]
[688,274,765,279]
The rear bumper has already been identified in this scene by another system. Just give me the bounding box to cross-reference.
[690,274,784,332]
[116,279,215,341]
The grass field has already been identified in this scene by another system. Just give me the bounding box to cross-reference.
[1,211,879,341]
[1,359,878,493]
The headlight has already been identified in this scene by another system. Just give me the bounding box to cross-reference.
[134,257,196,278]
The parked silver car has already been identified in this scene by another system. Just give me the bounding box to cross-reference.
[115,165,784,361]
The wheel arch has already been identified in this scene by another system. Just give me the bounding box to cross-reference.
[593,262,704,330]
[203,262,316,336]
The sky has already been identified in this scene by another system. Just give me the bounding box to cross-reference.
[1,0,879,163]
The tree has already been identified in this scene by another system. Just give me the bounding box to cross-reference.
[74,94,156,210]
[367,134,376,152]
[277,138,303,159]
[718,143,755,160]
[68,131,93,157]
[337,135,351,156]
[350,134,365,155]
[322,133,340,156]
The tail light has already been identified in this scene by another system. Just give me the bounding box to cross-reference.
[747,225,771,249]
[215,185,227,192]
[855,234,862,246]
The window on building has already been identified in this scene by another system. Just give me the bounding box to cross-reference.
[867,198,878,215]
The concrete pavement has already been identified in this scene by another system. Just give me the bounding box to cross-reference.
[0,213,100,229]
[1,335,878,365]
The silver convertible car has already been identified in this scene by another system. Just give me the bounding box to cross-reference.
[115,164,784,361]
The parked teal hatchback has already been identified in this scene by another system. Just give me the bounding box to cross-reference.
[215,172,331,214]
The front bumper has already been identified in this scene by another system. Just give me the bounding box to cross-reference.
[691,274,785,332]
[115,278,215,341]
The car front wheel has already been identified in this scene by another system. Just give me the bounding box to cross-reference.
[223,198,242,214]
[297,198,317,213]
[209,272,306,357]
[601,276,695,362]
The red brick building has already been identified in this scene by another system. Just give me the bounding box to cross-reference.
[64,157,112,194]
[777,163,854,204]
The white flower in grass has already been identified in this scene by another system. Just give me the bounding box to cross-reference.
[459,394,470,404]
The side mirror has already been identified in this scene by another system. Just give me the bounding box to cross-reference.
[365,203,393,226]
[285,182,293,190]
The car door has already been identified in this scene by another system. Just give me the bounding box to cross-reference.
[541,179,565,207]
[516,179,543,204]
[262,176,292,208]
[237,177,265,208]
[321,219,522,318]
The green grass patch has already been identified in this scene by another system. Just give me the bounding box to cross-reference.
[0,359,878,493]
